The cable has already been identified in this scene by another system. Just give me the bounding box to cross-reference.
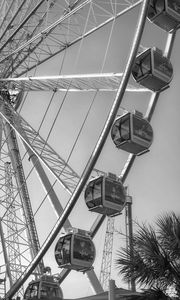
[58,7,117,178]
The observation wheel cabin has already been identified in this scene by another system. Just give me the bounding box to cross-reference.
[84,173,126,217]
[132,47,173,91]
[111,111,153,155]
[23,275,63,300]
[147,0,180,32]
[54,228,95,272]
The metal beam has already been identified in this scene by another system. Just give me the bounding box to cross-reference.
[24,144,103,293]
[24,144,72,229]
[0,98,44,275]
[5,1,149,297]
[0,1,142,77]
[0,218,13,287]
[0,73,148,93]
[0,100,80,194]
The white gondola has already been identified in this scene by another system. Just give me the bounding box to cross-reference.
[24,275,63,300]
[132,47,173,91]
[111,111,153,155]
[147,0,180,32]
[54,228,95,272]
[84,173,126,217]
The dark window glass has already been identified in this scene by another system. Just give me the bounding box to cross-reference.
[41,283,61,298]
[153,52,172,77]
[133,52,151,80]
[24,288,30,299]
[155,0,165,13]
[87,178,103,208]
[85,178,103,208]
[73,236,95,263]
[85,182,93,204]
[148,0,165,19]
[93,178,102,204]
[105,179,125,206]
[120,115,130,141]
[55,240,63,265]
[133,117,153,142]
[140,53,151,77]
[24,283,39,299]
[168,0,180,14]
[55,236,71,265]
[111,121,121,145]
[62,236,71,264]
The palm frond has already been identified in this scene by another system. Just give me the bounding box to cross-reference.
[115,213,180,295]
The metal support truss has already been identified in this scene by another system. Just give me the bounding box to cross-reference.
[125,195,135,291]
[99,217,115,291]
[0,98,80,193]
[0,1,177,299]
[3,162,25,297]
[0,73,148,93]
[24,143,103,294]
[5,0,149,297]
[0,97,44,282]
[0,0,142,78]
[0,141,38,296]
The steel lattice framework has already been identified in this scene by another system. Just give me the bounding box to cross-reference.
[99,216,115,291]
[0,0,142,77]
[0,1,144,296]
[0,0,177,298]
[3,162,25,297]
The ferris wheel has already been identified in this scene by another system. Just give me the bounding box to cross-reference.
[0,0,179,299]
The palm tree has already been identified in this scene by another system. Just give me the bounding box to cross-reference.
[115,212,180,298]
[128,288,171,300]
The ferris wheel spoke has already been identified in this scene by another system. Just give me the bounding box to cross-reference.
[0,73,149,92]
[0,0,39,45]
[0,0,142,77]
[0,0,78,76]
[1,0,179,297]
[0,99,80,194]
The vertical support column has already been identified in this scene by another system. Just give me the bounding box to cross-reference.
[99,217,114,291]
[108,279,115,300]
[0,218,13,288]
[126,195,135,292]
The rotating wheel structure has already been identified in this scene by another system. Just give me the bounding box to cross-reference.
[0,0,179,299]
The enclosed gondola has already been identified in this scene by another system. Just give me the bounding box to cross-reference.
[23,275,63,300]
[54,228,95,272]
[111,111,153,155]
[147,0,180,32]
[132,47,173,91]
[84,173,126,216]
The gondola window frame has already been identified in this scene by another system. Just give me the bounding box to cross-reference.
[62,234,71,265]
[24,282,39,299]
[131,114,153,145]
[85,176,103,209]
[132,49,152,82]
[152,48,173,82]
[72,234,95,266]
[119,113,131,143]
